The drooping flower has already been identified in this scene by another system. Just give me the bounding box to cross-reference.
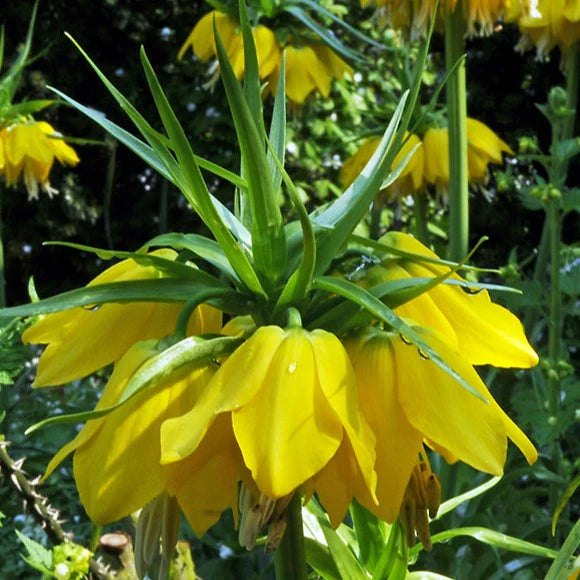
[0,120,79,199]
[340,119,512,197]
[160,325,377,528]
[22,250,222,386]
[362,0,511,37]
[178,10,281,81]
[179,11,351,104]
[43,340,241,537]
[343,324,537,524]
[506,0,580,59]
[364,231,539,368]
[340,132,425,197]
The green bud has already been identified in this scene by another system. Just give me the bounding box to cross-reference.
[547,369,559,381]
[548,415,558,426]
[518,135,538,154]
[548,186,561,200]
[547,86,571,118]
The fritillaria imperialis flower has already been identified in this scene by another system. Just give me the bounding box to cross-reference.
[340,132,425,197]
[344,324,537,526]
[341,118,512,198]
[0,120,79,199]
[161,325,377,529]
[178,10,280,81]
[22,250,222,386]
[506,0,580,58]
[362,0,511,37]
[179,10,351,104]
[364,232,539,368]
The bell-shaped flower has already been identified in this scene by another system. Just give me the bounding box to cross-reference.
[160,325,377,526]
[43,340,242,537]
[0,120,79,199]
[178,10,281,81]
[366,231,538,368]
[344,324,537,523]
[22,250,222,386]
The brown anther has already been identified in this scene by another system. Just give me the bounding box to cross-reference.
[426,473,442,519]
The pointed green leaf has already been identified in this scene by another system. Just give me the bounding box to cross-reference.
[26,335,242,434]
[435,477,501,520]
[545,518,580,580]
[238,0,262,129]
[552,472,580,535]
[349,500,388,572]
[267,53,286,198]
[215,20,287,285]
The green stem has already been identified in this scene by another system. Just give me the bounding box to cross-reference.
[545,516,580,580]
[274,492,307,580]
[445,1,469,261]
[0,185,5,308]
[372,522,401,580]
[413,192,430,245]
[547,199,561,419]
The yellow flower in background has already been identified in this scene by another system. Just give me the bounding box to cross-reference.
[179,11,351,104]
[22,250,222,386]
[0,120,79,199]
[267,42,352,105]
[178,10,281,81]
[340,132,424,197]
[364,231,539,368]
[362,0,510,37]
[506,0,580,58]
[43,341,241,537]
[344,324,537,523]
[341,118,512,197]
[161,325,377,527]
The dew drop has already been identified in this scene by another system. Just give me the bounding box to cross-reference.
[82,304,101,312]
[461,285,484,295]
[400,334,412,345]
[418,349,429,360]
[288,362,297,374]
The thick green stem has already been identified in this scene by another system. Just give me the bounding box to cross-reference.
[445,2,469,262]
[274,492,307,580]
[0,186,5,308]
[413,192,430,246]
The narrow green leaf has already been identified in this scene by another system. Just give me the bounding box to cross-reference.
[349,500,388,572]
[215,20,287,285]
[0,278,240,319]
[545,518,580,580]
[435,477,501,520]
[267,53,286,198]
[284,6,362,63]
[552,472,580,535]
[303,538,342,580]
[411,527,559,560]
[139,47,266,297]
[3,99,54,117]
[26,335,242,434]
[238,0,262,129]
[312,276,488,402]
[141,233,241,283]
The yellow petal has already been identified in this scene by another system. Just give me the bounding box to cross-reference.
[310,330,377,500]
[254,26,281,78]
[380,232,539,368]
[4,123,53,166]
[284,46,319,104]
[339,137,382,189]
[73,347,214,524]
[394,327,508,476]
[233,328,344,498]
[466,117,513,162]
[165,416,240,537]
[345,329,423,522]
[161,326,286,464]
[422,127,449,187]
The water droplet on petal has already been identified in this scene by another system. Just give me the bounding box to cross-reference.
[461,285,484,295]
[418,349,429,360]
[82,304,101,312]
[288,362,297,374]
[400,334,412,345]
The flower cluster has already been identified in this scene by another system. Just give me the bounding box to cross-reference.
[0,120,79,199]
[362,0,512,37]
[506,0,580,58]
[178,10,352,104]
[340,118,513,198]
[28,232,537,551]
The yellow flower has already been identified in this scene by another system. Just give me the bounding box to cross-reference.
[22,250,222,386]
[0,120,79,199]
[423,118,513,192]
[506,0,580,58]
[341,119,511,197]
[43,340,241,536]
[178,10,281,81]
[362,0,509,36]
[344,324,537,523]
[268,42,352,105]
[161,325,377,527]
[364,231,539,368]
[340,133,425,198]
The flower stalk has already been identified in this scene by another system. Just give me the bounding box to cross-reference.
[274,492,307,580]
[444,1,469,261]
[0,187,5,308]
